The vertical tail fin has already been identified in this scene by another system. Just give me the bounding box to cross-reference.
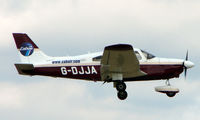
[13,33,51,64]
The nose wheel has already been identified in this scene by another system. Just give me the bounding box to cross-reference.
[155,79,179,97]
[166,92,176,97]
[115,81,128,100]
[165,80,177,97]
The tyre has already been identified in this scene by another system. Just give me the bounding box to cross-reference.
[166,92,176,97]
[116,82,126,91]
[117,91,128,100]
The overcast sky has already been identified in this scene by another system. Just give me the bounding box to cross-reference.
[0,0,200,120]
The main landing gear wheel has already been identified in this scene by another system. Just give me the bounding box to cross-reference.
[116,82,126,91]
[117,91,128,100]
[115,81,128,100]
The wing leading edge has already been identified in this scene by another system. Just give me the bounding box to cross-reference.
[100,44,146,81]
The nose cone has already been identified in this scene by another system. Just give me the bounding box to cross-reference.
[184,61,195,68]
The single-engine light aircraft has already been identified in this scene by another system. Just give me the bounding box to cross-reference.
[13,33,195,100]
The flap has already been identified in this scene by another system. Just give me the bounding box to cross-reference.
[100,44,146,81]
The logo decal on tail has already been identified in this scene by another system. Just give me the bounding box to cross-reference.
[20,42,34,56]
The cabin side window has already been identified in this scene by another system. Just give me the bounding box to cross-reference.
[93,52,143,61]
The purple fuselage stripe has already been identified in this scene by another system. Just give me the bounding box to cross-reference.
[29,64,183,82]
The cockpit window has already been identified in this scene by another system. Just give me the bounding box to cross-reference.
[92,50,155,61]
[134,51,142,60]
[92,55,102,61]
[141,50,155,59]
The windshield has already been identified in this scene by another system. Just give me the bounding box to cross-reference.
[134,51,142,60]
[141,50,155,59]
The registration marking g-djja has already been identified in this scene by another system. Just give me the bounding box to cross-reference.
[61,66,97,75]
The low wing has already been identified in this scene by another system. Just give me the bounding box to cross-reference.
[100,44,146,81]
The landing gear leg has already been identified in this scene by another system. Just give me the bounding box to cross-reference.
[165,79,170,86]
[115,81,128,100]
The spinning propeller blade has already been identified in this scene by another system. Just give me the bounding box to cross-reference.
[184,67,187,79]
[185,50,188,61]
[183,50,188,79]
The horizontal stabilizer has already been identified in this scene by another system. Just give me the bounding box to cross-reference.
[15,64,34,75]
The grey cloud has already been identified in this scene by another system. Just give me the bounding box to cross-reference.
[0,80,200,120]
[0,0,31,15]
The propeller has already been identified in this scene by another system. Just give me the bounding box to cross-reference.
[182,50,195,80]
[183,50,188,79]
[183,50,188,80]
[185,50,188,61]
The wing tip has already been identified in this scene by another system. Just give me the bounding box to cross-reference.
[105,44,133,50]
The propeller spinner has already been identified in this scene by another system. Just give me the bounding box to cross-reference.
[182,51,194,79]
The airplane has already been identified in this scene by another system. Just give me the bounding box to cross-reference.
[13,33,195,100]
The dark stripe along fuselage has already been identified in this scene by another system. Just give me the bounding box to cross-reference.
[28,64,183,82]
